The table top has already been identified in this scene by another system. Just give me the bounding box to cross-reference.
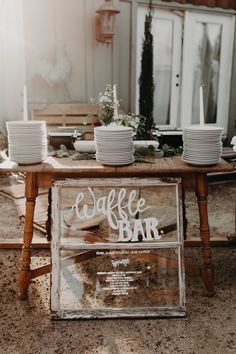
[0,156,234,176]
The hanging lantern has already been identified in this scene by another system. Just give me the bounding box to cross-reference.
[95,0,120,44]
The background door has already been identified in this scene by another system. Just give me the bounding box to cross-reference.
[181,11,235,133]
[136,6,235,135]
[136,7,182,130]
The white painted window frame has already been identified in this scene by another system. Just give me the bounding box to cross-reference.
[136,6,182,129]
[181,11,235,132]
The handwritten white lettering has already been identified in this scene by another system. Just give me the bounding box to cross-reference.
[72,187,161,242]
[111,259,130,267]
[72,188,150,229]
[117,217,160,242]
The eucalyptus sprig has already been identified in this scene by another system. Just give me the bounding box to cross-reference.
[48,144,96,160]
[161,144,183,157]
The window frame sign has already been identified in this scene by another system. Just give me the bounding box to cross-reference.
[51,178,186,319]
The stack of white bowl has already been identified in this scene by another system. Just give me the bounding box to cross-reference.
[182,125,223,166]
[6,121,48,165]
[94,126,134,166]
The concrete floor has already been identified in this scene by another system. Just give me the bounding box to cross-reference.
[1,247,236,354]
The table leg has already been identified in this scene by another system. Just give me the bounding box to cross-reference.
[18,172,38,300]
[195,173,214,296]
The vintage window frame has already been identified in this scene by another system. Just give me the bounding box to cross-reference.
[51,178,186,319]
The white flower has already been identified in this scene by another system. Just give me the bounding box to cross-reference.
[98,95,107,103]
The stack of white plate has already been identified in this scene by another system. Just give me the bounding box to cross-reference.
[6,121,48,165]
[182,125,223,166]
[94,125,134,166]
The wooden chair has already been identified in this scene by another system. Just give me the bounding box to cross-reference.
[31,103,102,238]
[31,103,101,140]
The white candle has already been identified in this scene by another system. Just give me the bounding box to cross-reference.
[199,85,204,125]
[113,84,118,120]
[23,85,28,121]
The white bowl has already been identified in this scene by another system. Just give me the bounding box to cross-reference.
[73,140,96,152]
[134,140,159,149]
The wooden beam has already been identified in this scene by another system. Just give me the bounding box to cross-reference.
[0,238,50,249]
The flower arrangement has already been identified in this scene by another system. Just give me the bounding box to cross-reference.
[98,84,145,135]
[98,84,118,125]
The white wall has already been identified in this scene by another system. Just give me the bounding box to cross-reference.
[0,0,133,126]
[23,0,132,113]
[0,0,26,126]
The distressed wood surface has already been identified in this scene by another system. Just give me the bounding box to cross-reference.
[0,239,49,249]
[18,172,38,300]
[51,307,187,320]
[0,156,233,175]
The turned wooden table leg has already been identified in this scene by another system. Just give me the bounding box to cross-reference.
[18,172,38,300]
[195,173,214,296]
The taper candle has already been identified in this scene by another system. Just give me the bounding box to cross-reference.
[199,85,204,125]
[23,85,28,121]
[113,84,118,120]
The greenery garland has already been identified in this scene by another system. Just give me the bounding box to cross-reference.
[48,143,183,161]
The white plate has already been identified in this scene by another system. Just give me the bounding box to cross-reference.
[95,125,133,132]
[181,157,220,166]
[96,156,134,163]
[96,157,135,166]
[183,125,223,131]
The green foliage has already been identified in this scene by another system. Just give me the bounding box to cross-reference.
[138,5,155,140]
[48,145,96,160]
[161,144,183,157]
[97,84,144,134]
[48,143,183,161]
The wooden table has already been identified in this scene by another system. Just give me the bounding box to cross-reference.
[0,156,234,299]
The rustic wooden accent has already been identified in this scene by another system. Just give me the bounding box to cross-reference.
[0,237,229,249]
[0,156,234,299]
[18,172,38,300]
[51,307,186,320]
[162,0,236,9]
[195,173,215,296]
[14,194,47,234]
[0,238,50,249]
[31,103,101,140]
[0,183,47,199]
[0,156,233,175]
[30,251,200,279]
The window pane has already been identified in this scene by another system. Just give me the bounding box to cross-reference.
[58,248,182,311]
[59,184,180,246]
[153,18,173,125]
[192,22,222,124]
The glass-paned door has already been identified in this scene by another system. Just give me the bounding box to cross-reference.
[136,7,182,129]
[181,12,235,132]
[135,6,235,135]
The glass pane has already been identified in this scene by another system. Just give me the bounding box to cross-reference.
[191,22,222,124]
[58,247,182,312]
[153,18,173,125]
[58,182,181,246]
